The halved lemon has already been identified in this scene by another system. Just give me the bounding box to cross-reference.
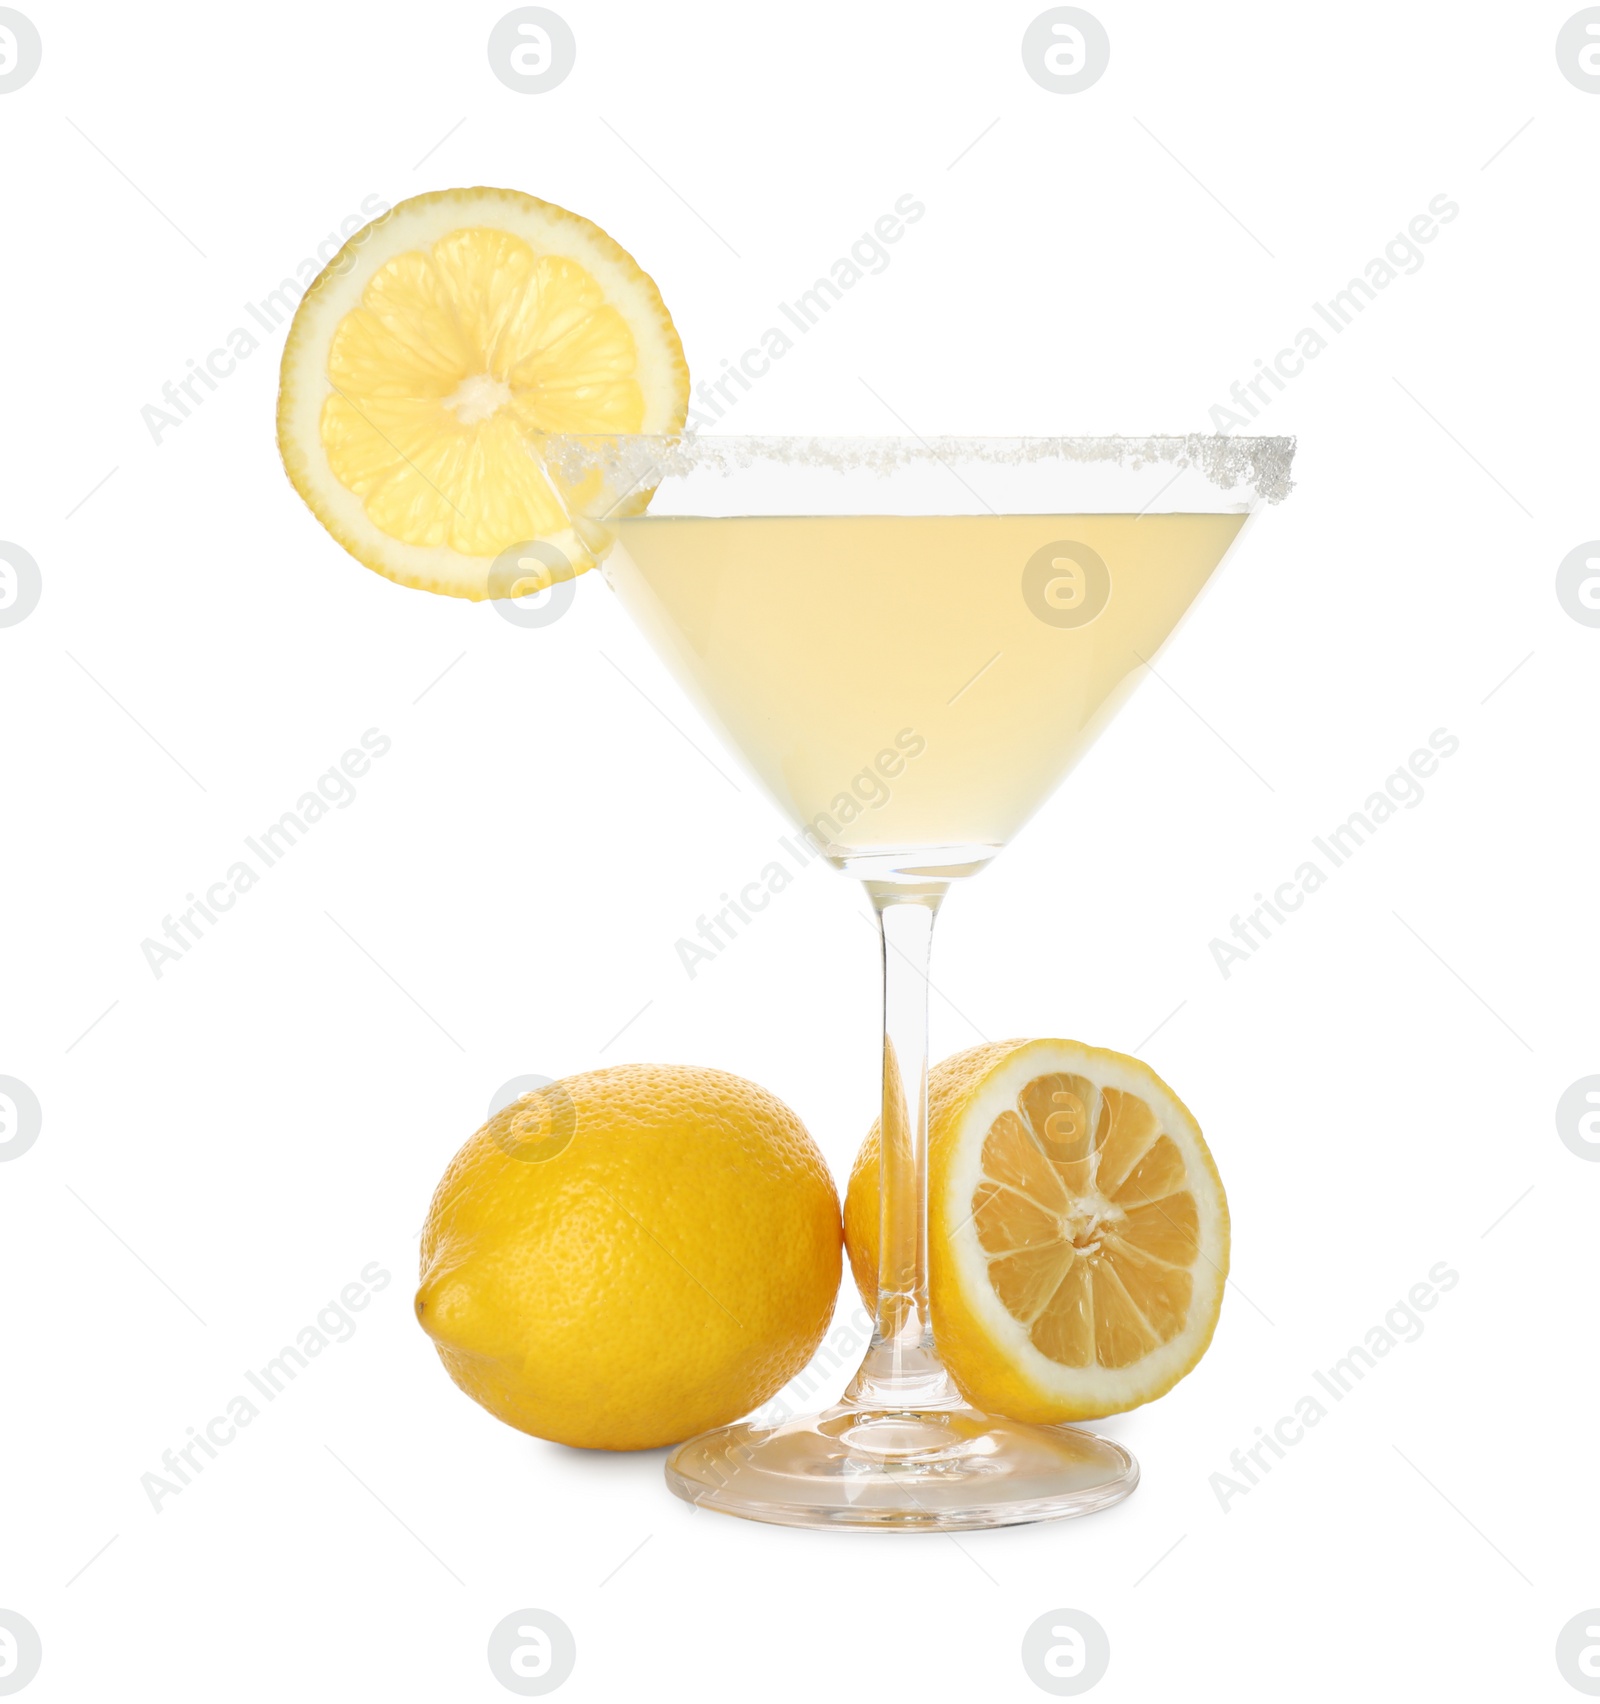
[276,186,688,599]
[844,1039,1229,1421]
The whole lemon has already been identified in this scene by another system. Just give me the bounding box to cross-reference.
[417,1064,842,1450]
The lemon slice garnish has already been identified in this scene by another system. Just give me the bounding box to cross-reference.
[277,186,688,599]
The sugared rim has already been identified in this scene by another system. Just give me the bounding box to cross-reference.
[543,433,1297,504]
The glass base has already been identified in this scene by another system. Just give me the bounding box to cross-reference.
[665,1401,1138,1532]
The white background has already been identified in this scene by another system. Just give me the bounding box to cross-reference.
[2,1,1598,1698]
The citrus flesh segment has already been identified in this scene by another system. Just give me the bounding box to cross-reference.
[277,187,689,599]
[844,1039,1229,1422]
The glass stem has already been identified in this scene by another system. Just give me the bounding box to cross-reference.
[844,884,961,1412]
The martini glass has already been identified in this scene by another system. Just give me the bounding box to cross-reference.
[546,433,1293,1531]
